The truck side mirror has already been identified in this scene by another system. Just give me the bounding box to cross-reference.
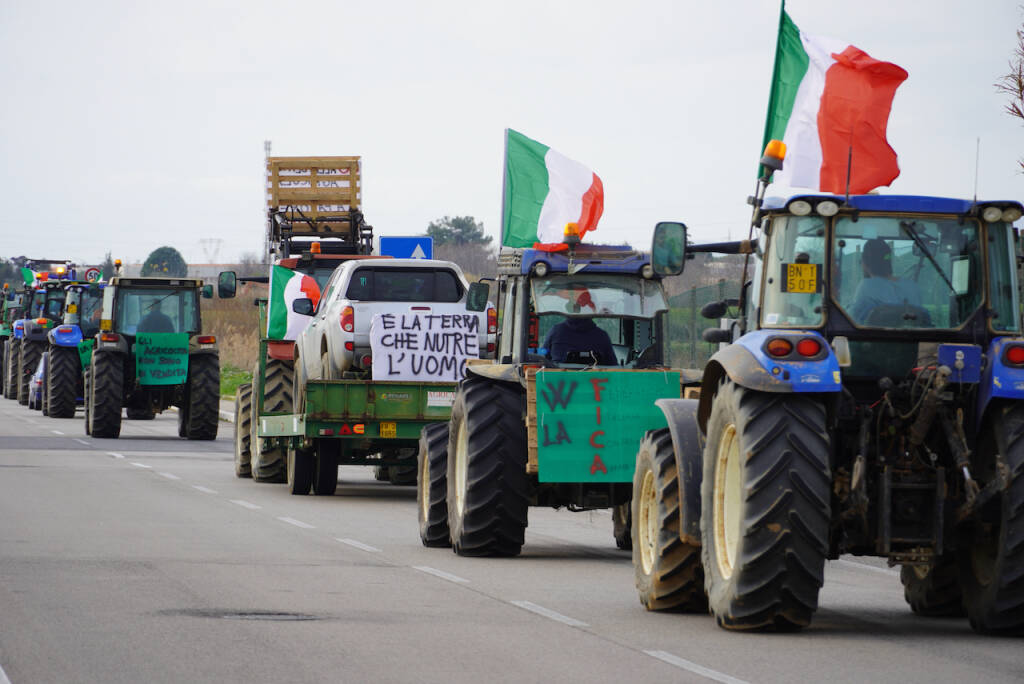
[466,282,490,312]
[652,222,688,276]
[218,271,237,299]
[201,285,214,299]
[292,298,314,316]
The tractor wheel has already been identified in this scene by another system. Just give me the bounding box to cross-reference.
[47,348,81,419]
[177,399,189,438]
[613,502,632,550]
[287,443,313,495]
[251,359,293,482]
[89,352,123,438]
[373,465,390,481]
[388,448,417,486]
[700,380,830,631]
[959,402,1024,634]
[633,428,706,611]
[18,340,43,406]
[901,555,964,617]
[183,354,219,440]
[418,422,451,548]
[233,382,252,478]
[83,367,92,435]
[312,440,339,496]
[0,340,5,397]
[6,339,21,400]
[446,376,529,557]
[126,407,155,420]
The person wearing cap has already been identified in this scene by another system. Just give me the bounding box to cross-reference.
[850,238,923,323]
[137,299,176,333]
[542,290,617,365]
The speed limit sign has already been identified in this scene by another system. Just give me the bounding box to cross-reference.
[84,267,101,282]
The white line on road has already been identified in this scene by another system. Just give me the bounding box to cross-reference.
[413,566,469,584]
[130,462,152,469]
[158,472,181,480]
[51,429,64,435]
[107,452,124,459]
[644,650,748,684]
[833,559,899,576]
[336,538,381,553]
[0,661,11,684]
[74,438,89,446]
[510,600,587,627]
[192,485,218,494]
[229,499,261,510]
[277,516,315,529]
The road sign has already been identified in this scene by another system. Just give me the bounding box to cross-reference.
[84,267,101,282]
[379,236,433,260]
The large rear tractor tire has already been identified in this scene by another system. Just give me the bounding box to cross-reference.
[233,382,252,478]
[901,556,964,617]
[46,347,80,418]
[287,443,313,495]
[959,402,1024,634]
[5,339,21,399]
[183,354,219,440]
[633,428,706,611]
[18,340,43,406]
[251,359,293,482]
[83,367,92,435]
[418,422,451,547]
[614,502,632,551]
[312,440,339,496]
[446,376,529,557]
[700,380,830,631]
[387,448,417,486]
[88,352,123,438]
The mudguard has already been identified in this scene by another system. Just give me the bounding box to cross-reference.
[465,362,520,385]
[977,337,1024,428]
[696,330,841,431]
[654,398,703,546]
[49,325,83,347]
[12,320,25,340]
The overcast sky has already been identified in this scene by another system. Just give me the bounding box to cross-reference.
[1,0,1021,266]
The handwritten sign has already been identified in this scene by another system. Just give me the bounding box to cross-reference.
[370,313,479,382]
[535,369,680,483]
[135,332,189,386]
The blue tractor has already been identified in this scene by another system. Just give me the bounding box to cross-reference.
[632,143,1024,634]
[45,282,104,418]
[12,266,73,405]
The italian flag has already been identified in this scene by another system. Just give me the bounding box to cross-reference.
[502,129,604,248]
[20,267,36,286]
[762,6,908,194]
[267,265,321,340]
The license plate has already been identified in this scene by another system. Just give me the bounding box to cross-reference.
[784,263,818,294]
[379,422,397,438]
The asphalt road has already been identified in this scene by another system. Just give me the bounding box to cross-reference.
[0,399,1020,684]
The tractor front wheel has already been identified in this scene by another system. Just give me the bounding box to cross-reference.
[252,359,293,482]
[183,354,219,440]
[901,555,964,617]
[18,340,43,406]
[233,382,252,478]
[89,352,123,438]
[418,422,451,547]
[47,347,82,419]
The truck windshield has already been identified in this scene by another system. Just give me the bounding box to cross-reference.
[67,287,104,338]
[30,291,45,317]
[116,288,199,335]
[530,274,668,318]
[832,216,982,329]
[761,215,826,327]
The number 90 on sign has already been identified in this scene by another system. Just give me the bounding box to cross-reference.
[781,263,820,294]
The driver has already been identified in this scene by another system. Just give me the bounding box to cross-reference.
[542,290,617,365]
[137,298,176,333]
[850,238,923,323]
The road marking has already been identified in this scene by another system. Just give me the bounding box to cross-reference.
[336,538,381,553]
[192,485,218,494]
[509,600,587,627]
[833,559,899,576]
[74,438,89,446]
[107,452,124,459]
[413,566,469,584]
[277,516,315,529]
[644,651,748,684]
[158,472,181,480]
[130,462,152,469]
[0,661,11,684]
[51,429,64,435]
[229,499,261,510]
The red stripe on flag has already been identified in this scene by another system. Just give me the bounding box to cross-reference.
[576,173,605,242]
[300,275,321,309]
[817,46,908,194]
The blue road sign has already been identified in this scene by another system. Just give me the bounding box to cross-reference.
[379,236,433,259]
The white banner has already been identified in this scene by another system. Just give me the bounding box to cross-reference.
[370,312,480,382]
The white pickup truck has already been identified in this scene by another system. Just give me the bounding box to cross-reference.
[292,259,495,382]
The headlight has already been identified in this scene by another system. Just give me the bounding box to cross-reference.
[816,200,839,217]
[982,206,1003,223]
[641,264,654,279]
[1001,206,1022,222]
[533,261,549,277]
[789,200,812,216]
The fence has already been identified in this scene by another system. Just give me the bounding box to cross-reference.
[666,279,741,369]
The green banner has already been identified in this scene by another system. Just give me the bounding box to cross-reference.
[77,339,95,369]
[536,370,680,483]
[135,332,189,385]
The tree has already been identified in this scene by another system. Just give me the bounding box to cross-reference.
[426,216,492,246]
[997,20,1024,170]
[100,251,116,279]
[141,246,188,277]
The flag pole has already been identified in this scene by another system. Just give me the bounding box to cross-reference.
[758,0,788,181]
[844,145,853,204]
[500,128,510,248]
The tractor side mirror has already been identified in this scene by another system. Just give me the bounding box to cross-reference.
[466,282,490,312]
[292,298,314,316]
[201,285,213,299]
[218,271,237,299]
[652,222,687,276]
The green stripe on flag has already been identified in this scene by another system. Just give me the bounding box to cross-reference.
[20,267,35,286]
[760,7,809,178]
[502,129,551,248]
[267,265,293,339]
